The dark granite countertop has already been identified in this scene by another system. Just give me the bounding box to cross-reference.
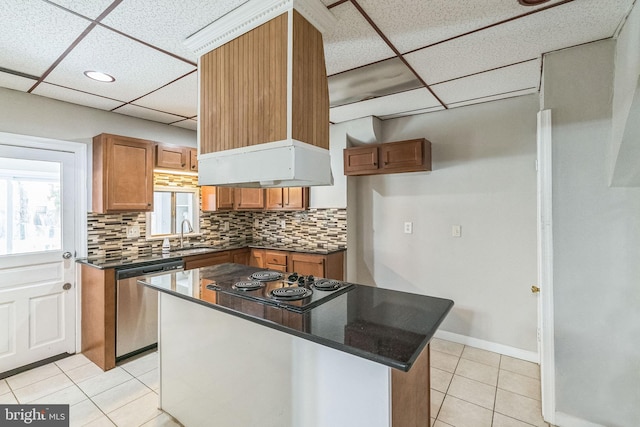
[76,245,346,269]
[138,263,453,372]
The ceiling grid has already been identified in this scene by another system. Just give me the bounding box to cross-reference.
[0,0,635,126]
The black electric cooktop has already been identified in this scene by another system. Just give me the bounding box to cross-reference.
[206,270,354,312]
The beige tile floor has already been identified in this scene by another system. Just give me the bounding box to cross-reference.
[0,339,549,427]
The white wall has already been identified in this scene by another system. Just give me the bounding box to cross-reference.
[611,1,640,185]
[348,95,539,353]
[542,39,640,426]
[0,88,196,147]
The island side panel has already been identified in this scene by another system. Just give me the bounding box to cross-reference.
[391,343,430,426]
[80,264,115,370]
[158,292,394,427]
[159,293,294,427]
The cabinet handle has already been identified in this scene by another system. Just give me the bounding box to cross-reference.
[181,163,186,167]
[373,162,377,166]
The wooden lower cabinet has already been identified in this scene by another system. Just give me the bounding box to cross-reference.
[264,250,288,272]
[80,264,116,371]
[183,251,232,270]
[289,251,344,280]
[250,249,345,280]
[231,247,250,265]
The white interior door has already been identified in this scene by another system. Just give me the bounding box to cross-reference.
[0,144,77,375]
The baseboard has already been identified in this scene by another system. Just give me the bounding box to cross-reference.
[434,330,539,363]
[554,411,607,427]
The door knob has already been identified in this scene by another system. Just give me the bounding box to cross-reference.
[62,251,72,259]
[531,285,540,293]
[63,283,72,290]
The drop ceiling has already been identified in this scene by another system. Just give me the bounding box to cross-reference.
[0,0,635,130]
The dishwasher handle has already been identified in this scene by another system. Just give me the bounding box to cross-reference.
[116,260,184,280]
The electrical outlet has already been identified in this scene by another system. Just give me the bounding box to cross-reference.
[280,219,286,229]
[126,225,140,238]
[254,218,259,228]
[452,225,462,237]
[404,222,413,234]
[223,221,229,232]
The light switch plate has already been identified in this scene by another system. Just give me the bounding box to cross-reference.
[452,225,462,237]
[404,222,413,234]
[280,219,286,229]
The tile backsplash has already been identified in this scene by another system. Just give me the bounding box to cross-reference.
[86,173,346,258]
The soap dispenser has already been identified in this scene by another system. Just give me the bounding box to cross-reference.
[162,237,171,253]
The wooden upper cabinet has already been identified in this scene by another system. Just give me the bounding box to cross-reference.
[189,148,198,172]
[156,145,188,170]
[343,146,378,175]
[343,139,431,176]
[265,187,309,210]
[201,186,234,211]
[92,133,154,213]
[234,188,264,210]
[156,146,198,171]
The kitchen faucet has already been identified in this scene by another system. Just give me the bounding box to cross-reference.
[180,219,194,248]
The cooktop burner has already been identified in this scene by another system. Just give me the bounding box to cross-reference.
[312,279,342,291]
[206,268,354,312]
[251,271,284,281]
[270,286,313,301]
[232,280,264,291]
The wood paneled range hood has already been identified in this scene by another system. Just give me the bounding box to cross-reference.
[185,0,336,188]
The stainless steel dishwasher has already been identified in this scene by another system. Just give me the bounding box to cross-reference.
[115,259,184,361]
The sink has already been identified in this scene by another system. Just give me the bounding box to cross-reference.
[169,247,217,256]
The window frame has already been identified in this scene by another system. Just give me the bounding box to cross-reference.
[145,185,200,239]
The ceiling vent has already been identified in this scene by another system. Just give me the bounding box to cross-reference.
[185,0,336,188]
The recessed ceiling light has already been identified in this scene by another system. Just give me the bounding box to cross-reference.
[517,0,551,5]
[83,70,115,82]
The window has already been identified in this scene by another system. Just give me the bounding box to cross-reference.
[146,186,199,238]
[0,157,61,255]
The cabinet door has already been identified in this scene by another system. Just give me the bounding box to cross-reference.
[234,188,264,209]
[189,148,198,172]
[283,187,308,210]
[94,134,154,213]
[379,139,426,172]
[288,253,324,277]
[202,186,234,211]
[266,188,283,209]
[184,251,231,270]
[249,249,265,268]
[156,145,188,170]
[231,248,250,265]
[343,146,378,175]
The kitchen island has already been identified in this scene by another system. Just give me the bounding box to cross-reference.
[139,263,453,427]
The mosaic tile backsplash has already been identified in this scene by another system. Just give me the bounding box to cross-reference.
[86,173,347,258]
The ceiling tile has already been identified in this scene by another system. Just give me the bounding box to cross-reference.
[330,88,441,123]
[357,0,567,53]
[329,57,422,107]
[32,82,123,111]
[0,71,35,92]
[47,0,115,20]
[447,88,538,109]
[101,0,249,62]
[171,119,198,131]
[0,0,90,76]
[132,72,197,118]
[379,106,445,120]
[431,59,540,105]
[43,26,195,102]
[323,2,396,75]
[114,104,185,124]
[404,0,633,84]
